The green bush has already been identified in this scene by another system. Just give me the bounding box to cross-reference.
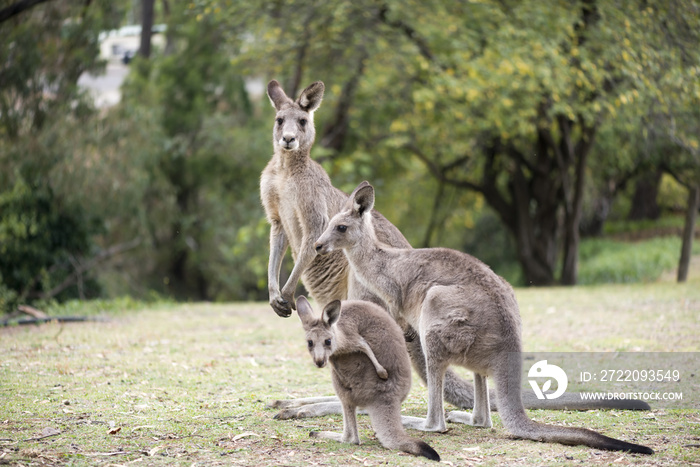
[578,236,698,284]
[0,177,103,313]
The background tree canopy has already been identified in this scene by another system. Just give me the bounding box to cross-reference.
[1,0,699,312]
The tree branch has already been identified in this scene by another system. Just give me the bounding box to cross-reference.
[0,0,52,23]
[405,143,481,193]
[27,238,143,300]
[319,47,369,155]
[377,4,445,71]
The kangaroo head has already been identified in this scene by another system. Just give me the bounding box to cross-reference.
[315,181,375,256]
[267,80,324,154]
[296,296,341,369]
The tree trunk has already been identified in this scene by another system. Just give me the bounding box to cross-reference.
[161,0,175,55]
[677,184,699,282]
[560,125,596,285]
[627,169,662,220]
[139,0,155,59]
[421,180,445,248]
[508,153,558,286]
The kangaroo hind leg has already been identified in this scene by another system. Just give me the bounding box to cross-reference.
[446,372,492,428]
[310,397,360,444]
[421,285,479,432]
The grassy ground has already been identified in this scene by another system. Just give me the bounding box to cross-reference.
[1,266,699,466]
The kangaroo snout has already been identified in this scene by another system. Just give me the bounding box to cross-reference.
[314,242,327,255]
[280,134,298,150]
[314,359,326,368]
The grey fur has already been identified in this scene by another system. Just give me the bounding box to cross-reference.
[260,79,649,417]
[295,296,440,461]
[313,182,653,455]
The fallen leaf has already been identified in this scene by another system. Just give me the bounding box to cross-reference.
[232,432,260,442]
[41,427,60,437]
[147,445,162,457]
[108,427,121,435]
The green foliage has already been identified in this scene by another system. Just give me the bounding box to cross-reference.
[3,0,699,309]
[0,177,103,312]
[603,216,686,237]
[0,2,122,312]
[578,236,700,285]
[201,0,700,286]
[658,174,691,212]
[109,7,269,301]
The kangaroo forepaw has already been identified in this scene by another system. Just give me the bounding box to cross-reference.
[377,367,388,380]
[270,297,293,317]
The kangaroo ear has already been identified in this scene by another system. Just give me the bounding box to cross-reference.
[350,181,374,217]
[322,300,342,327]
[296,296,316,327]
[298,81,324,112]
[267,80,293,110]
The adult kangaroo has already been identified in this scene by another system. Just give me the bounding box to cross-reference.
[296,296,440,461]
[313,181,653,454]
[260,79,649,416]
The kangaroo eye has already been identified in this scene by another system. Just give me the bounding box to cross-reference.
[324,339,332,347]
[299,118,307,127]
[276,118,284,125]
[337,225,347,233]
[307,340,313,348]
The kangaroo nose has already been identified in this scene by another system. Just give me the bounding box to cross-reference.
[282,135,295,143]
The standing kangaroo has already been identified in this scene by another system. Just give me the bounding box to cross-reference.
[295,296,440,461]
[313,181,653,454]
[260,79,648,418]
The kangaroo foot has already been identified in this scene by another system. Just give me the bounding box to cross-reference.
[273,401,343,419]
[400,415,448,433]
[446,410,492,428]
[266,396,338,409]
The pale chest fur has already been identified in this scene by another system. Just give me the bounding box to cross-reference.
[260,154,336,258]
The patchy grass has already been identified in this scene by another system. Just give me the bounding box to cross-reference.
[2,273,700,465]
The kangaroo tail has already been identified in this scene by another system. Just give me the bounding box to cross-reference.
[366,404,440,461]
[495,357,653,455]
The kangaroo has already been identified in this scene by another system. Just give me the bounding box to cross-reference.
[260,79,648,418]
[295,296,440,461]
[313,181,654,454]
